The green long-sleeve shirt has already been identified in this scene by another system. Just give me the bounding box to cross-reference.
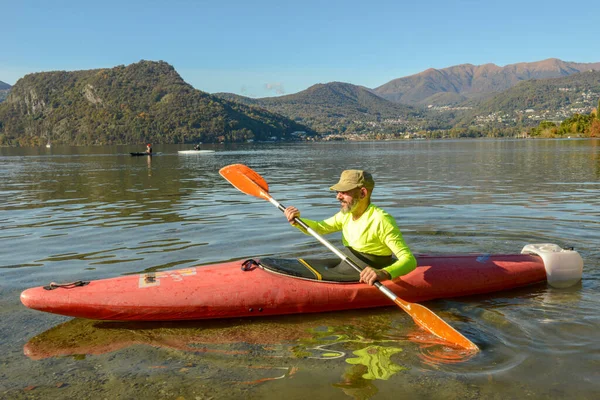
[297,204,417,279]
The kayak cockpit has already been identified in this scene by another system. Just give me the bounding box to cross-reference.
[252,258,361,282]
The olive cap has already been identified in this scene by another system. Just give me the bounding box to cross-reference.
[329,170,375,192]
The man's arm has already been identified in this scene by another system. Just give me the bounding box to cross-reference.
[380,218,417,279]
[283,206,342,236]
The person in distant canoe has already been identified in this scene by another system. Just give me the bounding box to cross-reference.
[284,170,416,286]
[146,143,152,154]
[194,144,201,150]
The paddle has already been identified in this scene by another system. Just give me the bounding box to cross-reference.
[219,163,479,351]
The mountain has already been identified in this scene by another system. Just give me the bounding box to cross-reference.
[214,58,600,135]
[3,58,598,145]
[216,82,424,134]
[0,80,10,103]
[374,58,600,106]
[0,61,312,146]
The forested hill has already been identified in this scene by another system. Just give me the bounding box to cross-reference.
[0,61,312,146]
[456,70,600,128]
[0,81,10,103]
[215,82,423,134]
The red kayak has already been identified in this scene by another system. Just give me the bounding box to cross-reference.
[20,244,582,321]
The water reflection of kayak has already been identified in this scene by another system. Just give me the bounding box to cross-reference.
[19,244,582,322]
[23,310,475,371]
[23,316,314,360]
[24,311,366,359]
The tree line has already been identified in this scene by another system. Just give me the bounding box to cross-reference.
[529,98,600,137]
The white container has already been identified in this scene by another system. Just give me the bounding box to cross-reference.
[521,243,583,288]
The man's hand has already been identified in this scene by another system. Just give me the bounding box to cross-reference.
[284,206,300,225]
[359,266,390,286]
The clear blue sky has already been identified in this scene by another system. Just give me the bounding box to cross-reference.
[2,0,598,98]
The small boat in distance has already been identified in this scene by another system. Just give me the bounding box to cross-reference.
[178,150,215,154]
[179,143,215,154]
[131,144,155,156]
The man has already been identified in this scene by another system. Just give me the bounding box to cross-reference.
[284,170,416,286]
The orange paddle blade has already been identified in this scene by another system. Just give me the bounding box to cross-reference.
[219,164,271,201]
[394,297,478,351]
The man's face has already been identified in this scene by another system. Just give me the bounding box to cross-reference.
[336,187,362,214]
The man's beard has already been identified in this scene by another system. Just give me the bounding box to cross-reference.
[340,195,360,214]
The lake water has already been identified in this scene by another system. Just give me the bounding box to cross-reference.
[1,139,599,399]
